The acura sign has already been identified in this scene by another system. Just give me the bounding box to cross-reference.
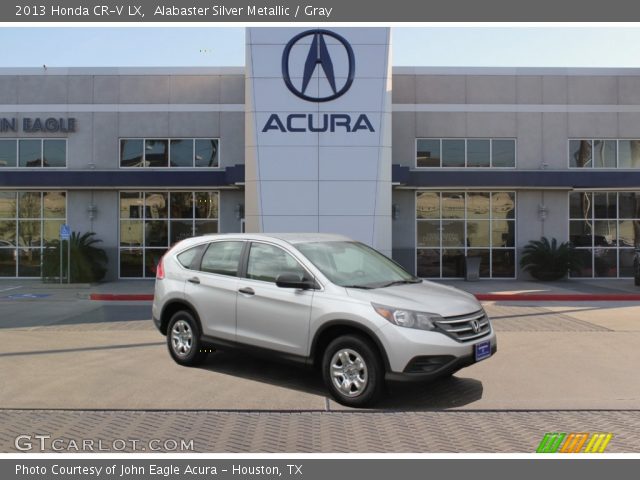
[245,27,392,256]
[282,29,355,102]
[262,29,374,134]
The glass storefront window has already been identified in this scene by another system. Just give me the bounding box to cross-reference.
[417,221,440,247]
[169,139,194,167]
[416,192,440,219]
[0,191,66,278]
[618,140,640,168]
[416,191,516,278]
[570,140,592,168]
[195,192,219,219]
[19,139,42,167]
[492,140,516,167]
[571,139,640,168]
[593,140,616,168]
[170,192,194,218]
[145,140,169,167]
[442,140,465,167]
[467,192,490,218]
[0,140,66,168]
[442,192,465,219]
[119,191,220,278]
[467,140,490,167]
[43,192,66,219]
[0,192,15,218]
[416,138,516,168]
[416,139,440,168]
[0,140,16,167]
[569,191,640,277]
[120,139,144,167]
[121,138,220,168]
[43,140,66,167]
[195,139,219,168]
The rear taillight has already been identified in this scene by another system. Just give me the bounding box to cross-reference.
[156,256,165,280]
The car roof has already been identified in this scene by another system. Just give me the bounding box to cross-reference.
[182,232,352,246]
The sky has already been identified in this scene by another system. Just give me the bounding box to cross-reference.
[2,27,640,68]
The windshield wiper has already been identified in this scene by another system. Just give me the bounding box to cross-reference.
[375,279,423,288]
[342,284,375,289]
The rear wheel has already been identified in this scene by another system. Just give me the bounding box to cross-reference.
[167,310,208,366]
[322,335,384,407]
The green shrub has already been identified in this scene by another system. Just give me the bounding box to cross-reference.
[43,231,107,283]
[520,237,581,281]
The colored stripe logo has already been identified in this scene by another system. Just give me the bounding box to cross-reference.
[536,433,613,453]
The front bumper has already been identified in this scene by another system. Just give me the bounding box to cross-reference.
[385,342,497,382]
[376,320,497,377]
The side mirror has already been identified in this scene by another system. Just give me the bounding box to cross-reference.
[275,273,316,290]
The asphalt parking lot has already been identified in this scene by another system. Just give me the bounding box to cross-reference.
[1,283,639,452]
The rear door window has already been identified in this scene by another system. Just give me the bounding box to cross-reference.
[199,241,244,277]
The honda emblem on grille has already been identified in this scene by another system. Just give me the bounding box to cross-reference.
[470,319,480,333]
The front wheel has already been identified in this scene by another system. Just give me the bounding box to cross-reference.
[167,310,208,366]
[322,335,384,407]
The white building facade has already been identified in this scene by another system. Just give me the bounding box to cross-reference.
[0,27,638,280]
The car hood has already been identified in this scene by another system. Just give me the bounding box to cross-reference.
[345,280,482,317]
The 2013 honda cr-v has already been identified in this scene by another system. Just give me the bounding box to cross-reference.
[152,233,496,407]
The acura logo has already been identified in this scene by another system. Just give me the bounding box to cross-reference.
[281,29,355,102]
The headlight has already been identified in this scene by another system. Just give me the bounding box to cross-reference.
[372,303,442,331]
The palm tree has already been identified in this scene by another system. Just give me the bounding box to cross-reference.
[520,237,581,281]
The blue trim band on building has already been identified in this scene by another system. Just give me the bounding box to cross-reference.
[392,165,640,189]
[1,165,637,189]
[0,164,246,189]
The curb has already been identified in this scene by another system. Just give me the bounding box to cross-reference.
[89,294,154,301]
[88,293,640,302]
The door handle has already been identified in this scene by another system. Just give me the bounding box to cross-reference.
[238,287,255,295]
[187,277,200,285]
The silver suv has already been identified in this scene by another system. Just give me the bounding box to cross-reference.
[153,233,496,407]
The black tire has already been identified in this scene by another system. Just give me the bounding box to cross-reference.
[322,334,384,407]
[166,310,208,366]
[635,276,640,287]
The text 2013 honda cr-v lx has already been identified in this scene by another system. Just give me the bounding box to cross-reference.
[153,233,496,407]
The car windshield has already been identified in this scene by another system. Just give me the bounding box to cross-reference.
[296,241,420,289]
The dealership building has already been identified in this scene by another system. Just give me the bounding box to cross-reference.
[0,27,639,280]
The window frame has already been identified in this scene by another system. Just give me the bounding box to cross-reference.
[118,190,220,279]
[415,190,517,279]
[568,190,640,279]
[415,138,516,169]
[567,139,640,169]
[119,137,221,169]
[198,240,246,278]
[0,190,68,278]
[0,138,68,169]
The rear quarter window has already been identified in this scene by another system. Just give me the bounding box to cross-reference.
[176,244,206,269]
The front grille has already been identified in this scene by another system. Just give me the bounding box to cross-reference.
[434,310,491,342]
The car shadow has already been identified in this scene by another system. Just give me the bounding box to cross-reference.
[197,349,483,410]
[379,375,483,410]
[197,349,328,398]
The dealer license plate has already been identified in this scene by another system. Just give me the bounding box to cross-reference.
[475,340,491,361]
